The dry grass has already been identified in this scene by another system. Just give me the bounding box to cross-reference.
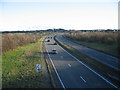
[65,32,120,56]
[2,33,41,53]
[65,32,119,44]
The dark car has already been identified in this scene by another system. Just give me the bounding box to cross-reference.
[53,42,57,45]
[47,40,50,42]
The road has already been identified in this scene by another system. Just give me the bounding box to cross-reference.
[44,34,118,88]
[57,34,120,71]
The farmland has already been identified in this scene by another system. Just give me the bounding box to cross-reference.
[64,32,120,57]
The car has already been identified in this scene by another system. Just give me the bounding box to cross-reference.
[53,42,57,45]
[47,40,50,42]
[51,49,58,54]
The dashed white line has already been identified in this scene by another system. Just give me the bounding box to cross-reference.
[61,56,63,59]
[68,64,71,67]
[80,76,86,83]
[56,38,118,89]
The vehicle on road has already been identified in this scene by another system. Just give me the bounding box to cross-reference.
[53,42,57,45]
[47,40,50,42]
[51,49,58,54]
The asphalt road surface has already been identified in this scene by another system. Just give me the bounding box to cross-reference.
[44,34,118,88]
[57,34,120,72]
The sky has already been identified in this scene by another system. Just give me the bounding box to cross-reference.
[0,0,119,31]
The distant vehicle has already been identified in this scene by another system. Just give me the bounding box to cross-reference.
[53,42,57,45]
[51,49,58,54]
[47,40,50,42]
[48,37,49,38]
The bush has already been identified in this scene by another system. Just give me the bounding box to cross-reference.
[65,32,119,45]
[2,33,41,53]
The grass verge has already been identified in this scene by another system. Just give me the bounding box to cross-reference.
[64,36,119,58]
[55,36,120,88]
[2,37,51,88]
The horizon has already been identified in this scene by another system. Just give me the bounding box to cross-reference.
[1,28,119,32]
[0,0,119,31]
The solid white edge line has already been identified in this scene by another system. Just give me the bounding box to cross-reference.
[61,56,63,59]
[56,37,118,89]
[45,43,66,89]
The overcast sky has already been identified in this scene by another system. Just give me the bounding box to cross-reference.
[0,0,119,31]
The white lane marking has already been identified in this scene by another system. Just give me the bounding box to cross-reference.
[56,39,118,89]
[45,43,65,89]
[68,64,71,67]
[80,76,86,83]
[61,56,63,59]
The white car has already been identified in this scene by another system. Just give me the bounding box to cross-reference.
[51,49,58,54]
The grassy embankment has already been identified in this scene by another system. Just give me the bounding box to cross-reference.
[2,36,51,88]
[64,32,119,58]
[55,35,120,87]
[2,33,42,53]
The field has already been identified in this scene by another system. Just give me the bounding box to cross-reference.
[2,36,51,88]
[65,32,120,57]
[2,33,42,53]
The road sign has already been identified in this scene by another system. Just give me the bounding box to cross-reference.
[36,64,41,68]
[36,64,41,72]
[36,68,41,72]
